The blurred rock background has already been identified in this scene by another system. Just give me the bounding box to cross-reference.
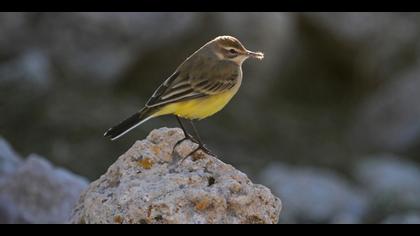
[1,12,420,223]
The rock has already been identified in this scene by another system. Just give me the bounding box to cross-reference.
[70,128,281,224]
[0,137,23,177]
[382,213,420,224]
[0,154,88,224]
[259,163,367,224]
[354,154,420,210]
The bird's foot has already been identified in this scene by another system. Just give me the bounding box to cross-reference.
[172,133,199,155]
[180,144,217,163]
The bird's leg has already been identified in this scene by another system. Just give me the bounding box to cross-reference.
[174,118,216,162]
[190,120,204,144]
[181,121,216,161]
[173,116,198,153]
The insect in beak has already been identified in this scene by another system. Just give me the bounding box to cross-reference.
[246,50,264,60]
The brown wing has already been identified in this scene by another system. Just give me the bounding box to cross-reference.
[145,71,204,108]
[191,72,238,95]
[146,61,239,108]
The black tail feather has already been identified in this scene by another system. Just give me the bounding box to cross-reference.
[104,107,153,140]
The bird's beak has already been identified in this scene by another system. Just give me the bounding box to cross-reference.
[246,50,264,60]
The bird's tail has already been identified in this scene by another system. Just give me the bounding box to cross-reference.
[104,107,156,141]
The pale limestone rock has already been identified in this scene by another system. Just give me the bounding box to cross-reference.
[70,128,281,224]
[0,137,23,178]
[0,154,88,223]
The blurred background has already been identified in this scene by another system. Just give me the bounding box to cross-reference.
[1,12,420,224]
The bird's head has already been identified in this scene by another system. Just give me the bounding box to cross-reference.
[211,36,264,65]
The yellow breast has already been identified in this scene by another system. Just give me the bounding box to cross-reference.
[154,89,238,120]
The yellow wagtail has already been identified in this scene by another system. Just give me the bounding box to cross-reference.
[104,35,263,158]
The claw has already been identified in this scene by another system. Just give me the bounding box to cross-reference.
[180,144,217,163]
[173,116,217,163]
[172,133,199,155]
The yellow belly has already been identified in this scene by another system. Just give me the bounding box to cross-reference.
[154,89,238,120]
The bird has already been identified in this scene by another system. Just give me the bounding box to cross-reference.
[104,35,264,159]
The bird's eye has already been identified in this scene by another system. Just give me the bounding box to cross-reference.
[229,49,237,54]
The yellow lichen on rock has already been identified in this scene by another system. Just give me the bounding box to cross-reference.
[195,197,212,211]
[138,158,154,170]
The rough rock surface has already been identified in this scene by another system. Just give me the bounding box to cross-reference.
[0,154,88,224]
[70,128,281,224]
[0,137,23,178]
